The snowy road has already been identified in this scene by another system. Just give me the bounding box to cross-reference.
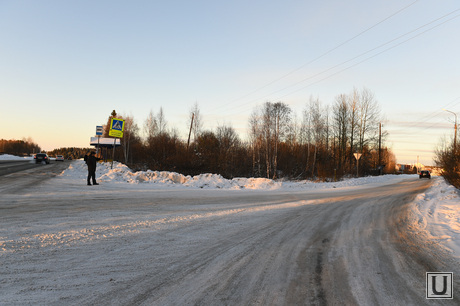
[0,160,39,176]
[1,164,459,305]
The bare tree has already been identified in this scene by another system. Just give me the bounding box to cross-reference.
[143,110,157,143]
[309,97,325,177]
[248,110,263,177]
[216,123,239,151]
[300,105,311,173]
[188,102,203,144]
[216,123,240,177]
[333,94,349,172]
[157,107,167,135]
[119,114,139,165]
[348,88,360,171]
[358,88,380,150]
[271,102,291,178]
[250,102,292,178]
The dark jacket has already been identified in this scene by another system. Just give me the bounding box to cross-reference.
[86,155,101,171]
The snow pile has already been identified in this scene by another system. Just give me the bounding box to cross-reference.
[60,160,411,190]
[0,154,32,160]
[60,160,284,190]
[410,177,460,258]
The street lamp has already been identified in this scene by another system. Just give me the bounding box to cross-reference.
[443,109,457,151]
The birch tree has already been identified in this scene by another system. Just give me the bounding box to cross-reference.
[143,110,157,143]
[333,94,349,172]
[157,107,167,135]
[358,88,380,150]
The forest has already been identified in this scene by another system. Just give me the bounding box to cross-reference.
[5,88,397,181]
[0,138,41,156]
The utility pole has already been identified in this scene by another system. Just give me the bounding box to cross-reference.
[443,109,457,152]
[187,112,194,150]
[417,155,420,173]
[378,122,382,174]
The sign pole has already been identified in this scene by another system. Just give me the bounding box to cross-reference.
[357,157,359,177]
[95,126,103,155]
[108,118,125,169]
[354,153,362,177]
[112,138,116,169]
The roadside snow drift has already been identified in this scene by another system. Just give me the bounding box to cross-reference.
[409,177,460,258]
[60,160,412,190]
[0,154,32,160]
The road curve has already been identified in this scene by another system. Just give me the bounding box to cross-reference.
[1,176,458,305]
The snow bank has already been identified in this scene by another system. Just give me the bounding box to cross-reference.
[409,177,460,258]
[60,160,284,190]
[59,160,412,190]
[0,154,32,160]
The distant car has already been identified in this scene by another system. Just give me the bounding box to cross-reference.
[419,170,431,179]
[34,153,50,164]
[56,155,64,162]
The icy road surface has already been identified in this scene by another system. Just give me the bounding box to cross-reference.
[1,163,459,305]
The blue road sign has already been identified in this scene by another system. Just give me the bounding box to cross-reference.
[96,126,103,136]
[109,118,125,138]
[111,119,124,131]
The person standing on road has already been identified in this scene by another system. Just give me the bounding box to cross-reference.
[86,151,101,186]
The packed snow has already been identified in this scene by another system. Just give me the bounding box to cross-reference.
[3,155,460,259]
[56,159,460,258]
[2,156,460,304]
[0,154,32,160]
[409,177,460,258]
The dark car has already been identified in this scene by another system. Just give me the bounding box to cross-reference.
[419,170,431,179]
[34,153,50,164]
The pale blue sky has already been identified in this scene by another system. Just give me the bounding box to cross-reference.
[1,0,459,165]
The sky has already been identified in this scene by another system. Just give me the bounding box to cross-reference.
[1,0,459,165]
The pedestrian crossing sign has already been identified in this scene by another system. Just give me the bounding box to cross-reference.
[109,118,125,138]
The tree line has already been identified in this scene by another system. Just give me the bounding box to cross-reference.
[3,88,395,180]
[0,138,92,161]
[99,88,395,180]
[47,147,93,160]
[0,138,41,156]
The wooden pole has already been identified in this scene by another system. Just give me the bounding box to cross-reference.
[187,113,195,150]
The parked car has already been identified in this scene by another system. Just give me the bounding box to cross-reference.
[419,170,431,179]
[34,153,50,164]
[56,155,64,162]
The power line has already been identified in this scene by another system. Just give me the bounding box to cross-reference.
[215,8,460,118]
[206,0,421,114]
[386,97,460,135]
[273,9,460,101]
